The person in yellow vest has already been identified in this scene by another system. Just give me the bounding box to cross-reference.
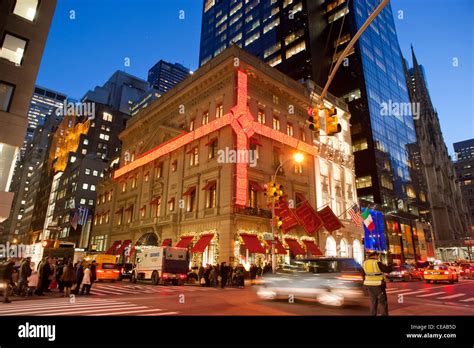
[362,251,392,316]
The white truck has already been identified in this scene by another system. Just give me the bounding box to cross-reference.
[131,246,189,285]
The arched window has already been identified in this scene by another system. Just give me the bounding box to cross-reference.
[339,238,348,257]
[353,239,363,265]
[325,235,337,257]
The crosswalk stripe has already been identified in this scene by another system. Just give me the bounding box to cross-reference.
[0,300,124,312]
[0,299,119,309]
[438,294,466,299]
[2,304,138,316]
[386,289,414,294]
[89,309,178,316]
[34,305,148,316]
[460,298,474,302]
[395,290,428,296]
[416,292,446,298]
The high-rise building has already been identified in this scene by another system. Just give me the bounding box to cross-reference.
[82,71,149,115]
[199,0,431,262]
[454,139,474,247]
[23,86,67,155]
[403,47,470,259]
[0,0,57,222]
[147,60,192,95]
[131,60,192,116]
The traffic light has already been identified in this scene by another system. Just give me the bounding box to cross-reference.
[42,240,49,248]
[264,182,284,201]
[273,216,283,229]
[275,184,284,201]
[325,107,342,136]
[307,107,320,133]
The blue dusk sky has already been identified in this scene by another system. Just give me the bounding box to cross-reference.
[36,0,473,154]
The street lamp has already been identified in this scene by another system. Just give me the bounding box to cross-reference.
[271,153,304,273]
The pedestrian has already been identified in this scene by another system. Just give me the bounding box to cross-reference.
[74,262,84,294]
[204,265,212,287]
[227,265,234,286]
[249,263,257,285]
[362,251,392,316]
[210,266,218,287]
[36,256,51,296]
[80,264,92,295]
[56,259,65,293]
[61,262,76,297]
[17,257,32,296]
[220,262,228,289]
[1,259,16,303]
[236,264,245,288]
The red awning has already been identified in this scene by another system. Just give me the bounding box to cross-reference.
[249,137,263,146]
[240,234,266,254]
[150,196,161,205]
[302,240,323,256]
[161,238,172,247]
[202,180,217,191]
[105,240,121,255]
[249,181,264,192]
[191,234,214,253]
[285,238,306,255]
[205,138,217,146]
[264,238,287,254]
[175,236,194,248]
[183,186,196,196]
[115,240,132,255]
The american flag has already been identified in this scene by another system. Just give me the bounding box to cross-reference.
[69,209,79,230]
[348,204,363,226]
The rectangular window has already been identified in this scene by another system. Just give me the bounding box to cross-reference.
[102,112,113,122]
[90,185,96,191]
[131,176,137,189]
[209,139,218,159]
[287,123,294,136]
[189,119,195,131]
[294,163,303,174]
[0,82,15,112]
[264,42,281,58]
[286,41,306,59]
[245,32,260,46]
[171,160,177,172]
[257,110,266,124]
[207,184,217,208]
[202,112,209,125]
[356,176,372,189]
[144,172,149,182]
[121,181,126,192]
[268,55,282,67]
[82,183,88,190]
[93,170,99,176]
[13,0,39,21]
[352,138,368,152]
[300,129,306,142]
[215,104,223,118]
[168,198,175,212]
[88,199,94,206]
[249,188,257,209]
[285,29,304,46]
[155,163,163,178]
[190,147,199,166]
[272,117,280,130]
[80,198,86,205]
[0,33,27,65]
[187,191,196,212]
[328,6,349,23]
[263,18,279,34]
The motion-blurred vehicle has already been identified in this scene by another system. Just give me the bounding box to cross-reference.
[460,263,474,279]
[257,257,366,307]
[424,265,459,284]
[442,262,462,275]
[416,260,430,274]
[388,265,423,282]
[117,263,134,281]
[132,246,188,285]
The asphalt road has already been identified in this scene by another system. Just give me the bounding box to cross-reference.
[1,278,473,316]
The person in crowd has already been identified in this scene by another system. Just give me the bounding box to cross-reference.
[74,262,84,295]
[36,256,51,296]
[236,264,245,288]
[198,263,205,281]
[1,259,16,303]
[56,259,65,293]
[210,266,218,287]
[220,262,228,289]
[204,264,212,287]
[228,265,234,286]
[256,264,263,278]
[61,262,76,297]
[80,264,92,295]
[17,257,32,296]
[249,264,257,285]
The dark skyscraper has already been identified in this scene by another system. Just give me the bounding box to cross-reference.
[199,0,429,261]
[454,139,474,241]
[147,60,192,96]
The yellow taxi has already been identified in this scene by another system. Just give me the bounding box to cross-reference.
[93,254,120,282]
[424,265,459,284]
